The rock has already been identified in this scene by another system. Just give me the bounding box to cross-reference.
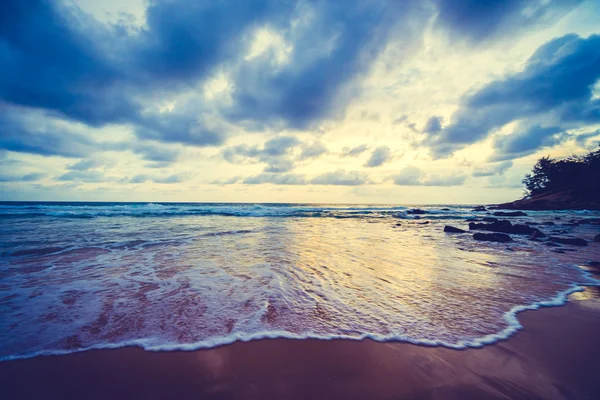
[595,234,600,243]
[444,225,466,233]
[493,211,528,217]
[469,220,537,235]
[587,261,600,267]
[472,206,487,212]
[482,217,498,223]
[473,232,512,243]
[407,209,426,215]
[394,223,402,227]
[417,221,429,225]
[441,208,451,211]
[529,230,546,240]
[549,237,588,246]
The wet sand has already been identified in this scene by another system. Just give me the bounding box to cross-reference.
[2,288,600,400]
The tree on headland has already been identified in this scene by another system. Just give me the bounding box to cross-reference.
[522,145,600,198]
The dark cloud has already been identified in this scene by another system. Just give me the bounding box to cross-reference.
[364,146,393,168]
[0,108,96,157]
[225,1,427,128]
[310,170,371,186]
[433,0,582,42]
[490,126,565,161]
[423,116,443,134]
[472,160,513,177]
[0,172,46,182]
[341,144,370,157]
[426,34,600,159]
[391,167,466,186]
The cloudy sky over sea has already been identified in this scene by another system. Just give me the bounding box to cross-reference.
[1,0,599,203]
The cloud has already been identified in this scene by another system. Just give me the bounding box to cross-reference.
[225,1,428,128]
[222,136,327,173]
[310,170,371,186]
[472,161,513,177]
[364,146,393,167]
[425,34,600,159]
[391,166,466,186]
[299,142,328,160]
[341,144,370,157]
[0,107,96,157]
[242,173,308,185]
[67,159,104,171]
[58,170,107,183]
[127,142,181,163]
[490,126,565,161]
[423,116,443,134]
[432,0,582,42]
[0,172,46,182]
[129,173,189,184]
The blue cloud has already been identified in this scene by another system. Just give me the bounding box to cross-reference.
[0,172,46,182]
[341,144,370,157]
[391,167,466,186]
[426,34,600,159]
[364,146,393,168]
[472,161,513,177]
[433,0,582,42]
[310,170,371,186]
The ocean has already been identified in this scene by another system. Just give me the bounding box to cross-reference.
[1,202,599,360]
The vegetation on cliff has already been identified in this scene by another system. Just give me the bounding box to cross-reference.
[522,145,600,198]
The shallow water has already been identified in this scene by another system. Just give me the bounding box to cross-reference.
[1,202,599,360]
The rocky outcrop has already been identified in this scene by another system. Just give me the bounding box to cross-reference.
[493,211,528,217]
[493,189,600,211]
[594,234,600,243]
[444,226,466,233]
[549,237,588,246]
[473,233,512,243]
[468,220,542,235]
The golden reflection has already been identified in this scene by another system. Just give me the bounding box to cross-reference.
[569,287,600,301]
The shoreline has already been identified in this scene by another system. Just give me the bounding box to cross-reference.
[2,289,600,399]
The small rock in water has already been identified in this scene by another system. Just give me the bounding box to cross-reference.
[544,242,560,247]
[407,209,427,215]
[482,217,498,223]
[473,232,512,243]
[549,237,587,246]
[595,234,600,243]
[444,225,466,233]
[587,261,600,267]
[529,230,546,240]
[417,221,430,225]
[493,211,528,217]
[472,206,487,212]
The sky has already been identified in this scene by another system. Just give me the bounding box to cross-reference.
[1,0,599,204]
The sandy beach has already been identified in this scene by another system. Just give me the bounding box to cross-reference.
[1,288,599,400]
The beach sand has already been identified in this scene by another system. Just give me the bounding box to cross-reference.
[2,288,600,400]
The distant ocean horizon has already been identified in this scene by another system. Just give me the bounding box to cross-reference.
[1,201,599,361]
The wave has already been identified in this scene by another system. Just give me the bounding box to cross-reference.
[1,279,595,362]
[0,203,476,220]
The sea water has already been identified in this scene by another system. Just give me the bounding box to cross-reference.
[1,202,599,360]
